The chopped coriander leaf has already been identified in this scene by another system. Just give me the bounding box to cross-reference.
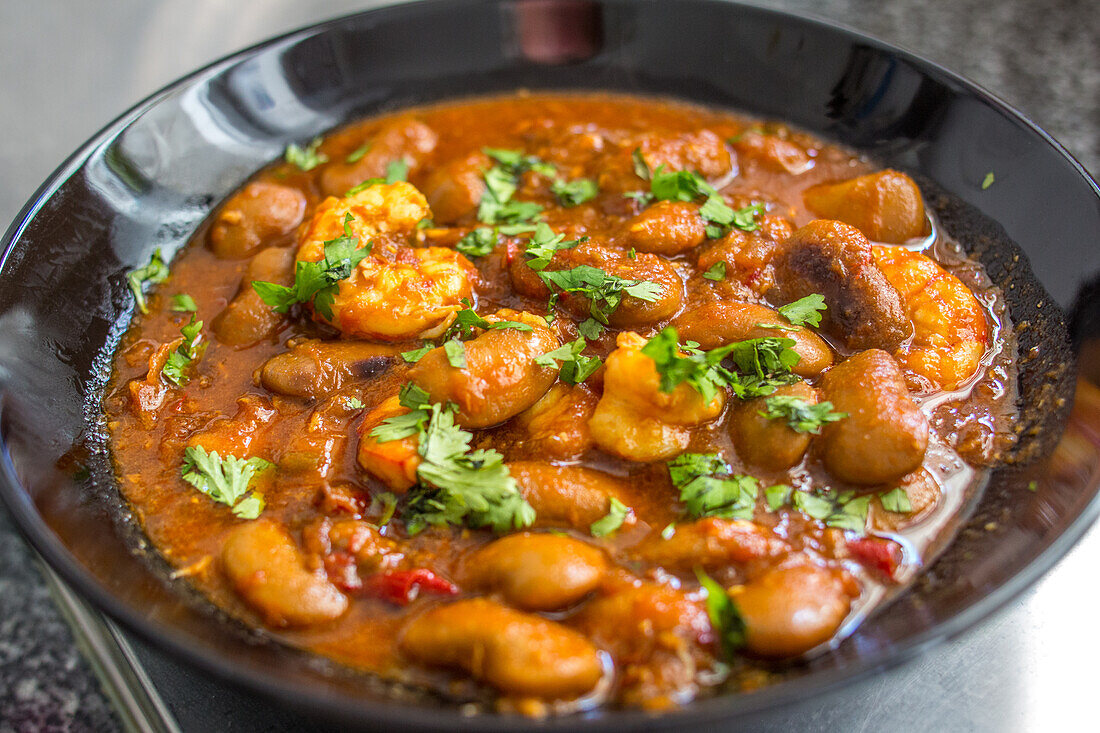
[754,322,799,332]
[385,159,408,183]
[345,179,384,196]
[982,171,995,189]
[399,382,432,410]
[703,262,726,281]
[370,384,432,442]
[444,302,533,342]
[726,334,805,385]
[759,396,847,434]
[695,568,747,658]
[127,249,169,314]
[345,143,370,163]
[400,403,536,534]
[443,339,467,369]
[497,223,540,236]
[647,166,753,238]
[478,149,553,225]
[252,213,369,319]
[374,491,398,527]
[790,488,871,534]
[551,177,599,207]
[535,337,602,385]
[524,222,584,270]
[661,522,676,539]
[791,490,833,521]
[162,314,206,386]
[1027,480,1038,492]
[650,166,711,202]
[416,217,434,229]
[777,293,827,327]
[730,203,764,232]
[401,344,433,363]
[538,265,662,325]
[180,446,272,519]
[667,453,757,520]
[764,484,792,511]
[879,487,912,513]
[577,317,604,340]
[632,147,651,180]
[641,327,736,403]
[628,247,637,260]
[483,148,556,177]
[826,494,871,532]
[624,190,654,206]
[590,497,631,537]
[455,227,498,258]
[346,397,365,410]
[285,137,327,171]
[170,293,197,312]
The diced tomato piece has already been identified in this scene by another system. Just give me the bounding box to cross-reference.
[363,568,459,605]
[847,536,902,580]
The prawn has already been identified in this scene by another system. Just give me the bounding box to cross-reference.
[871,245,988,390]
[356,395,421,492]
[296,182,475,341]
[589,332,725,462]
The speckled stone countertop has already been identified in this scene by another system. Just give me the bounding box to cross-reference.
[0,1,1096,730]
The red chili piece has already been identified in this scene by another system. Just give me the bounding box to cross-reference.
[364,569,459,605]
[847,536,903,580]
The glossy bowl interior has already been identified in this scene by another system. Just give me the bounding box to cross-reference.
[1,0,1099,729]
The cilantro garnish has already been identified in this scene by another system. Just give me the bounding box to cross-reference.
[784,488,873,533]
[641,327,801,402]
[538,265,662,328]
[631,148,651,180]
[641,328,734,403]
[170,294,197,313]
[703,262,726,281]
[162,315,206,386]
[442,339,466,369]
[346,397,366,410]
[385,159,408,183]
[695,568,747,658]
[648,166,763,238]
[443,301,533,342]
[534,337,602,385]
[590,497,631,537]
[523,222,585,271]
[374,395,535,534]
[551,177,599,207]
[759,395,846,434]
[456,227,498,258]
[764,484,792,511]
[344,159,409,196]
[777,293,826,327]
[128,249,169,314]
[879,487,912,513]
[982,171,995,190]
[477,148,553,225]
[667,453,758,520]
[345,143,371,163]
[251,213,370,319]
[285,136,328,171]
[401,344,433,363]
[180,446,272,519]
[373,491,398,527]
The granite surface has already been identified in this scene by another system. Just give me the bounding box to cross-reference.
[0,1,1096,731]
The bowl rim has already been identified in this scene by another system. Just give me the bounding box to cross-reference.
[2,0,1099,728]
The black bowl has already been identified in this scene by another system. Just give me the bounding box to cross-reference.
[2,0,1099,729]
